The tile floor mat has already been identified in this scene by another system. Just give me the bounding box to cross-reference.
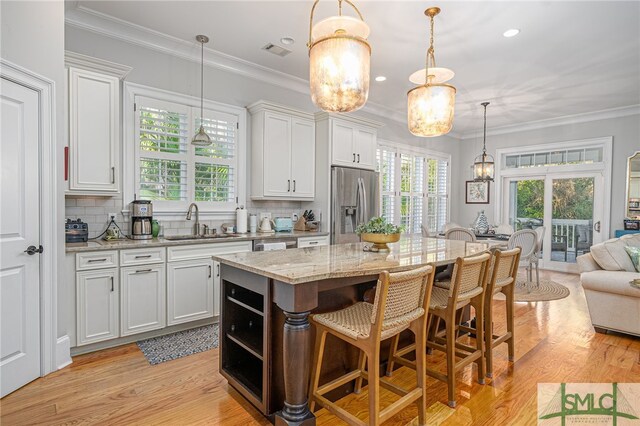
[137,323,218,365]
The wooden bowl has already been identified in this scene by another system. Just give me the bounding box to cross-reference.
[360,233,401,251]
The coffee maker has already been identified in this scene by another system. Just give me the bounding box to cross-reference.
[130,200,153,240]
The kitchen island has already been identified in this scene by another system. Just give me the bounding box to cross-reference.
[214,236,490,425]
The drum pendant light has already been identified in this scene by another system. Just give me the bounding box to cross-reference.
[307,0,371,112]
[192,35,211,146]
[407,7,456,137]
[473,102,495,181]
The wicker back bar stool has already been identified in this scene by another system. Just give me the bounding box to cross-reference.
[308,265,435,426]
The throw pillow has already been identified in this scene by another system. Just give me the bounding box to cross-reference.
[625,246,640,272]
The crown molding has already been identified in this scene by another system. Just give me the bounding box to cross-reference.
[64,51,132,79]
[460,104,640,140]
[64,4,406,127]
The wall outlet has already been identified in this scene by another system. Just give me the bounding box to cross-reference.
[259,212,272,221]
[107,212,117,222]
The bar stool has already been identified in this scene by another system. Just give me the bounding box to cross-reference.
[387,253,491,408]
[308,265,435,426]
[483,248,520,378]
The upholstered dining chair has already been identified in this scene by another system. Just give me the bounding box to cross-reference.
[508,229,538,290]
[309,265,435,426]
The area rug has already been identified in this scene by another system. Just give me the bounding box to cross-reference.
[513,278,570,302]
[137,323,218,365]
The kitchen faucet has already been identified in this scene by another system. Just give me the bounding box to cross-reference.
[186,203,200,236]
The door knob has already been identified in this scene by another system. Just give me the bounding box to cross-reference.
[24,245,44,255]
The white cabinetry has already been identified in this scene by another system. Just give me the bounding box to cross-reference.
[249,101,315,200]
[76,266,119,346]
[315,113,379,171]
[65,52,131,195]
[120,248,165,336]
[167,241,252,325]
[298,235,330,248]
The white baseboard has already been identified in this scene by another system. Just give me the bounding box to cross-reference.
[56,335,72,370]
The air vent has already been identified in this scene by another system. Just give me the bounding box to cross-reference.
[262,43,292,57]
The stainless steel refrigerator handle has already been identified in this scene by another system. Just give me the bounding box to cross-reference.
[361,177,368,222]
[358,178,366,225]
[355,177,361,226]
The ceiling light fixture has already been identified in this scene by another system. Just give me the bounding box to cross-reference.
[473,102,495,181]
[192,35,211,146]
[407,7,456,137]
[375,76,386,82]
[503,28,520,38]
[307,0,371,112]
[280,37,295,45]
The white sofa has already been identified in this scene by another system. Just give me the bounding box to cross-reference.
[577,233,640,336]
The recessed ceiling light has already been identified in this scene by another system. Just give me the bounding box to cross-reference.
[503,29,520,38]
[280,37,295,45]
[375,76,387,82]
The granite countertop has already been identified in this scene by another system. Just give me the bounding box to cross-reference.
[65,230,329,253]
[214,236,492,285]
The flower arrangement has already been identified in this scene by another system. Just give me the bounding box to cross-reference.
[356,216,404,235]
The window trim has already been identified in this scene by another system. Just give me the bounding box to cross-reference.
[123,82,247,219]
[377,139,451,234]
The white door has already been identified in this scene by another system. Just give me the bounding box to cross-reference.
[167,259,214,325]
[120,265,165,336]
[1,78,41,397]
[331,121,356,167]
[262,112,291,197]
[354,128,376,170]
[76,269,119,346]
[290,118,315,199]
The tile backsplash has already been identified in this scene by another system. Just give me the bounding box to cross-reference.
[65,195,315,239]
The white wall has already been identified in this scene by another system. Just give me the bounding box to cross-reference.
[1,1,66,337]
[454,114,640,237]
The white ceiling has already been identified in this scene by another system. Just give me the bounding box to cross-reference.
[70,1,640,136]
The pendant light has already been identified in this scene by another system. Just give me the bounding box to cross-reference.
[473,102,495,181]
[192,35,211,146]
[307,0,371,113]
[407,7,456,137]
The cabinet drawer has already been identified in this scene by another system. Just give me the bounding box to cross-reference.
[76,251,118,270]
[167,241,252,262]
[298,235,330,248]
[120,247,166,266]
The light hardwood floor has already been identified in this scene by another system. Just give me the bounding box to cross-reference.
[2,270,639,425]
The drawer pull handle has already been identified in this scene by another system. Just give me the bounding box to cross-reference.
[88,258,107,263]
[309,241,318,245]
[135,269,152,274]
[216,264,220,277]
[111,166,115,184]
[110,276,114,292]
[357,153,360,163]
[208,265,212,278]
[135,254,152,259]
[353,153,356,162]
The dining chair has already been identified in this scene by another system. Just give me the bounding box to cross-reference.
[494,223,515,235]
[508,229,538,289]
[442,222,461,233]
[482,248,521,378]
[309,265,435,426]
[386,253,491,408]
[444,227,477,242]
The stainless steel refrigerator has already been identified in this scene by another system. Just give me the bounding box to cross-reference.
[331,166,380,244]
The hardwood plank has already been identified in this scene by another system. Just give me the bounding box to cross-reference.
[1,270,639,425]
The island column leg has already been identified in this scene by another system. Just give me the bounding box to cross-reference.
[275,310,315,426]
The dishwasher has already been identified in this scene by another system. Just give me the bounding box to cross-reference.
[252,237,298,251]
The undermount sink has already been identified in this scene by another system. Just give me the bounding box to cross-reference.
[164,234,241,241]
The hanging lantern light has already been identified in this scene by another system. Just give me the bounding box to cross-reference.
[473,102,495,181]
[307,0,371,113]
[192,34,211,146]
[407,7,456,137]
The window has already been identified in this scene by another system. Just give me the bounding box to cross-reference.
[125,84,246,217]
[377,144,449,235]
[504,146,604,169]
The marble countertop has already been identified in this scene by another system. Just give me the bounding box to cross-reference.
[65,230,329,253]
[214,236,492,285]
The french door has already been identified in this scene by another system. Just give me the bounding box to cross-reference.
[502,171,605,272]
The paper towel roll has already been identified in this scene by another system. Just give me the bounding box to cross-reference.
[249,214,257,233]
[236,206,248,234]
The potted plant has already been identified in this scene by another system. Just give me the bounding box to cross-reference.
[356,217,405,251]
